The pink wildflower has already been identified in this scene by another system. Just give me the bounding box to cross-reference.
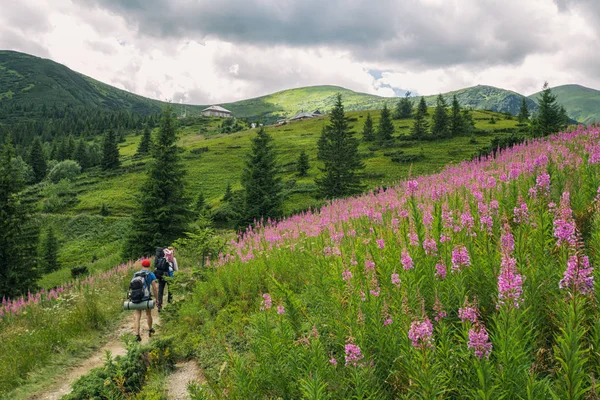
[401,250,414,270]
[342,269,353,282]
[468,326,493,359]
[451,245,471,271]
[344,343,364,366]
[497,255,524,309]
[513,201,529,224]
[458,306,478,323]
[559,254,594,295]
[383,318,393,326]
[407,180,419,194]
[408,318,434,348]
[330,357,338,366]
[364,259,376,272]
[435,262,447,279]
[277,304,285,315]
[408,232,419,246]
[391,272,401,287]
[260,293,272,311]
[423,237,438,256]
[376,239,385,249]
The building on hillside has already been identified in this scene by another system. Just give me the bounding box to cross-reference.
[201,105,233,118]
[288,109,324,122]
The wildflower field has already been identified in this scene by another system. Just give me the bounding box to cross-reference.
[174,125,600,399]
[0,261,136,396]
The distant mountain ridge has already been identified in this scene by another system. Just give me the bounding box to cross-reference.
[1,50,598,123]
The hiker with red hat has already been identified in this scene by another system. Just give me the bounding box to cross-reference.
[131,258,158,341]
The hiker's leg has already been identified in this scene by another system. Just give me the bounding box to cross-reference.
[157,277,166,306]
[167,280,172,303]
[145,309,153,329]
[134,310,142,335]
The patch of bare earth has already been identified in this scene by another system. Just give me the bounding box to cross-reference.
[29,309,160,400]
[167,360,205,400]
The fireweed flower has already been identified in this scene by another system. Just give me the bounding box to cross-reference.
[497,255,524,309]
[554,192,577,247]
[535,172,551,195]
[401,250,414,270]
[513,201,530,224]
[501,224,515,254]
[376,239,385,249]
[408,318,434,348]
[364,259,376,272]
[344,343,364,366]
[451,245,471,272]
[468,325,493,359]
[342,269,353,282]
[433,296,446,322]
[391,272,401,287]
[435,262,447,279]
[330,357,338,366]
[260,293,272,311]
[559,254,594,295]
[423,237,438,256]
[459,304,479,323]
[277,304,285,315]
[407,180,419,194]
[408,232,419,246]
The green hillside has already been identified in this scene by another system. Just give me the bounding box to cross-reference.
[32,106,524,287]
[0,50,162,115]
[529,84,600,124]
[0,51,544,126]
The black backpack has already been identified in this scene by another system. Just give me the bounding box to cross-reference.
[154,248,170,275]
[129,271,150,303]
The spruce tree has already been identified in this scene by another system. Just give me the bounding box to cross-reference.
[73,139,89,171]
[462,109,476,135]
[449,95,463,137]
[411,97,429,140]
[0,141,39,298]
[66,135,76,159]
[40,227,60,273]
[296,150,310,177]
[430,94,449,138]
[534,82,562,137]
[394,92,413,119]
[241,127,283,226]
[101,130,120,170]
[362,113,375,142]
[124,107,190,257]
[29,137,47,183]
[377,104,395,145]
[316,94,364,199]
[136,125,152,156]
[195,191,206,214]
[518,97,530,123]
[222,183,233,202]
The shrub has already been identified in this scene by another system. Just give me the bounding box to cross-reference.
[48,160,82,183]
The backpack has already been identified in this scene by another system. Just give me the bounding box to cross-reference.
[129,271,150,303]
[155,256,170,274]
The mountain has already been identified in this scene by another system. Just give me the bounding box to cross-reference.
[433,85,538,115]
[2,50,597,124]
[528,84,600,124]
[0,50,162,115]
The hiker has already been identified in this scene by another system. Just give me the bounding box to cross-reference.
[154,247,177,312]
[132,259,158,341]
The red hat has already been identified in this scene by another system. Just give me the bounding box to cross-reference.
[141,259,151,268]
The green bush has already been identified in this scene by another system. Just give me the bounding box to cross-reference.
[48,160,82,183]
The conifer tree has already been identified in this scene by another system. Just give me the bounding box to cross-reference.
[40,226,59,273]
[411,97,429,140]
[29,137,47,183]
[101,129,120,170]
[316,94,364,199]
[73,139,89,171]
[462,109,476,135]
[518,97,530,123]
[534,82,562,137]
[430,94,449,138]
[296,150,310,177]
[0,141,39,298]
[66,135,76,159]
[222,183,233,202]
[136,125,152,156]
[449,95,463,137]
[362,113,375,142]
[241,127,282,226]
[394,92,413,119]
[124,107,190,257]
[195,191,206,214]
[377,104,395,145]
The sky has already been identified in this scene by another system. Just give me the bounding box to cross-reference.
[1,0,599,105]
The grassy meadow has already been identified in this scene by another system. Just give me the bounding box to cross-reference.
[28,107,523,278]
[162,125,600,398]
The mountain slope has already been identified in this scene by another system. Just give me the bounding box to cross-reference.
[436,85,538,115]
[528,84,600,124]
[0,50,162,114]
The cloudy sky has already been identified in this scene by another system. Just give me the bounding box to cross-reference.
[1,0,599,104]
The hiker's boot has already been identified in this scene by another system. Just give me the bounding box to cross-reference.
[149,328,155,337]
[135,334,142,342]
[157,302,162,313]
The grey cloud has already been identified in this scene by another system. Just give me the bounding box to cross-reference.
[0,28,51,58]
[86,40,116,55]
[74,0,559,68]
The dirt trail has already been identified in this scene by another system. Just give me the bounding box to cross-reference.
[166,360,205,400]
[29,309,160,400]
